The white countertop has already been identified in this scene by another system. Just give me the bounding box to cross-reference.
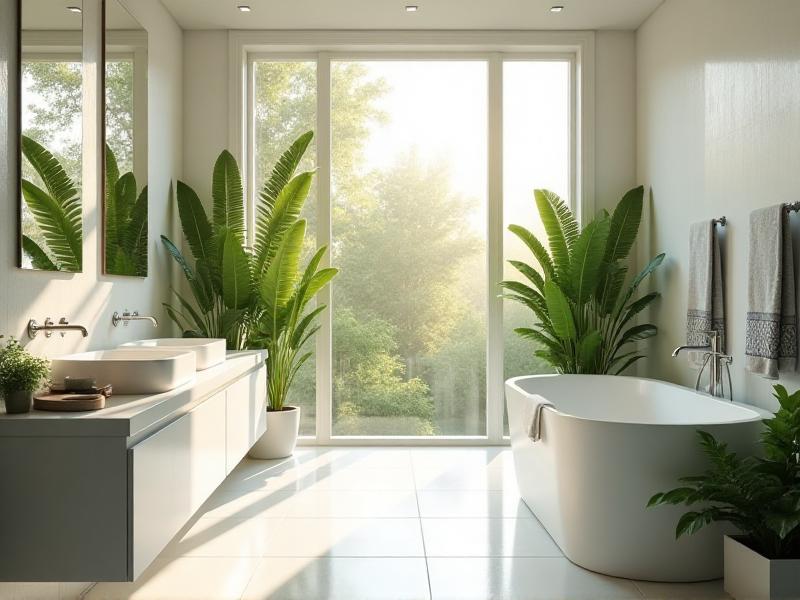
[0,350,266,438]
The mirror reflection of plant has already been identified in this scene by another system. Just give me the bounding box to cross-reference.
[20,135,82,272]
[501,187,665,375]
[162,131,337,364]
[104,145,148,277]
[648,384,800,559]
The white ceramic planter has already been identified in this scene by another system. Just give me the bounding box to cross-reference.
[724,535,800,599]
[248,406,300,459]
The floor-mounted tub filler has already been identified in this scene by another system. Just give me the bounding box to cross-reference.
[506,374,770,583]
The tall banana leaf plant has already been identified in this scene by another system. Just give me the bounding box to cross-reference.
[161,131,336,376]
[501,186,665,375]
[105,145,148,276]
[20,135,82,272]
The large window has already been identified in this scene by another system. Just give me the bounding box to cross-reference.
[331,61,487,437]
[248,49,577,442]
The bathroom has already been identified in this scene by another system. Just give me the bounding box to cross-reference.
[0,0,799,598]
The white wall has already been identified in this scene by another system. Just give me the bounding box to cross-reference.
[0,0,181,595]
[0,0,182,362]
[181,30,638,220]
[637,0,800,410]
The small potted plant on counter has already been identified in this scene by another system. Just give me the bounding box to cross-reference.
[0,337,50,414]
[648,384,800,600]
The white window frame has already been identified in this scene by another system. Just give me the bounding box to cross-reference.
[231,31,595,446]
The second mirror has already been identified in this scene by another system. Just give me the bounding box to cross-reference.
[104,0,148,277]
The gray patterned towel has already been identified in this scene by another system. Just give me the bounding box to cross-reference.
[746,205,797,379]
[687,221,725,368]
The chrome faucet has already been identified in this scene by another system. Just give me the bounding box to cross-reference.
[672,330,733,399]
[27,317,89,339]
[112,310,158,328]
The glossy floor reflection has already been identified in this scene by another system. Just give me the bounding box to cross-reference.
[87,447,730,600]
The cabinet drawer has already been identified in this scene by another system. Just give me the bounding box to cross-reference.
[225,367,267,473]
[129,392,226,579]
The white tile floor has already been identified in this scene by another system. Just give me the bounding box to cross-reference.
[86,447,731,600]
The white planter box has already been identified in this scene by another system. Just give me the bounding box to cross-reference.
[724,535,800,599]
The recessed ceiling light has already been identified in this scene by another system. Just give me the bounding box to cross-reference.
[237,4,251,11]
[66,6,82,13]
[550,5,564,12]
[405,5,419,12]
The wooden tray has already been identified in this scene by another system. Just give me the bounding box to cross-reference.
[33,393,105,412]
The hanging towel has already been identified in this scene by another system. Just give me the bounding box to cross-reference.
[746,205,797,378]
[526,395,553,442]
[686,221,725,368]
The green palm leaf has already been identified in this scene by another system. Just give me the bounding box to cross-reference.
[535,189,578,281]
[567,215,610,304]
[21,179,82,272]
[544,280,576,341]
[176,180,216,266]
[105,144,121,254]
[603,185,643,262]
[22,235,57,270]
[21,135,78,206]
[253,172,313,278]
[260,220,307,333]
[212,150,245,239]
[221,227,252,310]
[507,224,554,280]
[508,259,545,293]
[259,130,314,215]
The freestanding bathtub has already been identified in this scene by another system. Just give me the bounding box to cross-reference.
[506,374,770,582]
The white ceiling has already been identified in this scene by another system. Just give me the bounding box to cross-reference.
[161,0,664,31]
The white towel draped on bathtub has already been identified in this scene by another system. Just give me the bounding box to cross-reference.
[527,395,553,442]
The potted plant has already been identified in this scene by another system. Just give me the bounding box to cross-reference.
[501,186,664,374]
[648,384,800,600]
[0,337,50,414]
[161,131,336,459]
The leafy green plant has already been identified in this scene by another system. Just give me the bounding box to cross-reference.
[105,145,148,276]
[501,187,664,374]
[0,337,50,396]
[20,135,82,272]
[648,384,800,559]
[161,131,337,398]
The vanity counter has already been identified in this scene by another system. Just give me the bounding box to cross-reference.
[0,350,266,439]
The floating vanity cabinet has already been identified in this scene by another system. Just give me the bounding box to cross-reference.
[0,351,266,582]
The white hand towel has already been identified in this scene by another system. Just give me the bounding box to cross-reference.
[686,221,725,368]
[746,205,797,378]
[527,395,553,442]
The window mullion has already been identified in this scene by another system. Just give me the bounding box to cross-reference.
[487,53,504,443]
[315,53,333,444]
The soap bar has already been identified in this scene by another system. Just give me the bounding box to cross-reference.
[64,376,97,391]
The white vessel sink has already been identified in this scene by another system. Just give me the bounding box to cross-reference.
[51,349,197,395]
[119,338,227,371]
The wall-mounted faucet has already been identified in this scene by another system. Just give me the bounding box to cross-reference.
[27,317,89,339]
[112,310,158,328]
[672,330,733,399]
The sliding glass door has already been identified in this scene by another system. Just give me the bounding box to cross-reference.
[249,53,573,443]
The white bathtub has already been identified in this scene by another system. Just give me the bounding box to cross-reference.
[506,374,770,582]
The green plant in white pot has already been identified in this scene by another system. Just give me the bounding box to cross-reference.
[0,338,50,414]
[248,220,337,459]
[649,384,800,600]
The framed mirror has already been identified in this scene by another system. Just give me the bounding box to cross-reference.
[18,0,84,272]
[103,0,148,277]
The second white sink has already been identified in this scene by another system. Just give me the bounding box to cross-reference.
[51,349,196,395]
[120,338,227,370]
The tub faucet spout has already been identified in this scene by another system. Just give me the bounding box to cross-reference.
[671,344,710,357]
